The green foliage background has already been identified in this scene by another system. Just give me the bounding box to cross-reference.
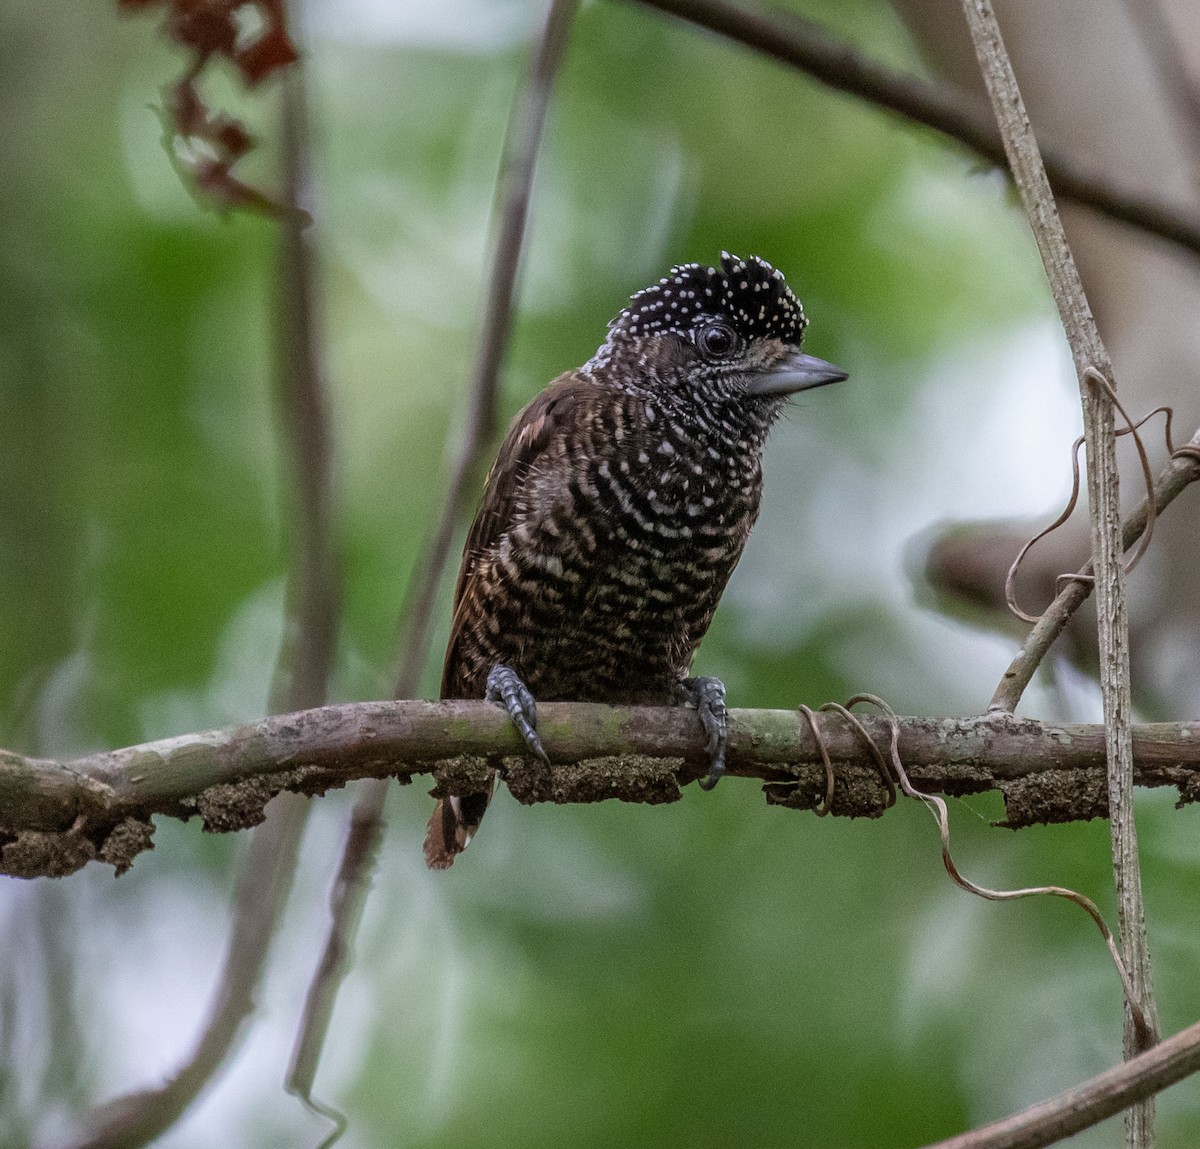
[3,2,1200,1147]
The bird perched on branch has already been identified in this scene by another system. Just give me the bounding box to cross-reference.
[425,252,846,868]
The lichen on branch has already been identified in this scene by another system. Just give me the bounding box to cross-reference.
[3,700,1200,879]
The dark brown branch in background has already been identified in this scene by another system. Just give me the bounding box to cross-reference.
[56,50,342,1149]
[268,81,341,725]
[630,0,1200,262]
[285,0,583,1122]
[992,425,1200,712]
[5,702,1200,879]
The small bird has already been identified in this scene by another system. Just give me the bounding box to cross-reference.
[425,253,846,868]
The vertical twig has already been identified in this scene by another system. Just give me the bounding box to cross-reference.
[959,3,1159,1146]
[58,47,341,1149]
[285,0,582,1122]
[388,0,580,694]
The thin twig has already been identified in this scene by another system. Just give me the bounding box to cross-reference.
[390,0,579,696]
[285,0,582,1127]
[959,5,1159,1147]
[992,424,1200,712]
[1003,404,1168,626]
[921,1015,1200,1149]
[841,695,1151,1045]
[629,0,1200,263]
[56,55,341,1149]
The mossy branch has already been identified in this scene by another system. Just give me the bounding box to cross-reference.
[4,701,1200,878]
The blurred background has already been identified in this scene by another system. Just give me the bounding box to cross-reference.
[3,0,1200,1146]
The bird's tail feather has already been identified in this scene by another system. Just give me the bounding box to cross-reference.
[423,782,495,869]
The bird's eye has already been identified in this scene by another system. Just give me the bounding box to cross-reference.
[696,322,738,359]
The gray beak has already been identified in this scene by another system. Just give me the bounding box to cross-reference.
[745,350,848,397]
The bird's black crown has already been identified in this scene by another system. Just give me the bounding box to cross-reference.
[611,252,807,345]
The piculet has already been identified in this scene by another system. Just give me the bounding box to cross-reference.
[425,253,846,869]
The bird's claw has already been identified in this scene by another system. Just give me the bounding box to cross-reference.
[679,676,727,790]
[487,664,550,764]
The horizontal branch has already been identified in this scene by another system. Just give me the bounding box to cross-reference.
[3,702,1200,878]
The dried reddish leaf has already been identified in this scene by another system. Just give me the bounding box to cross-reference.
[235,26,300,87]
[165,2,238,59]
[214,118,255,158]
[167,77,206,136]
[119,0,301,217]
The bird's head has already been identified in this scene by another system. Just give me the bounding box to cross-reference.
[588,252,847,415]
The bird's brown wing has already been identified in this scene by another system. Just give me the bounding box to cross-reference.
[440,373,584,699]
[426,375,588,870]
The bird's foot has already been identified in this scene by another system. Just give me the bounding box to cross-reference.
[678,676,727,790]
[486,664,550,764]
